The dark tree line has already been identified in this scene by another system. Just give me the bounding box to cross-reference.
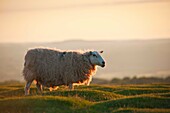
[92,76,170,84]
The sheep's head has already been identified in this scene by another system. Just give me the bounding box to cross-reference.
[88,51,105,67]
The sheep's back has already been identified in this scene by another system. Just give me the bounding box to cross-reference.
[23,48,96,87]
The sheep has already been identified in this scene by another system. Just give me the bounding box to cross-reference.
[23,48,105,95]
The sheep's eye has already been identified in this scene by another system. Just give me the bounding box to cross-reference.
[93,54,97,57]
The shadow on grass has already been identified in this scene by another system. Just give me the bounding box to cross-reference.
[44,89,123,102]
[114,89,170,96]
[0,87,40,98]
[86,96,170,113]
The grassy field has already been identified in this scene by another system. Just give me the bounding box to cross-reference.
[0,83,170,113]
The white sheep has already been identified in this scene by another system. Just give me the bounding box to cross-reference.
[23,48,105,95]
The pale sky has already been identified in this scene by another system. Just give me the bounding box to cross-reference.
[0,0,170,42]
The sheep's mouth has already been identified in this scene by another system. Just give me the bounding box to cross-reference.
[101,64,105,68]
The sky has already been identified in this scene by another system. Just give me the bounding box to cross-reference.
[0,0,170,43]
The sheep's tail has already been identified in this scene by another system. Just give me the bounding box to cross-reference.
[24,61,26,66]
[23,52,35,82]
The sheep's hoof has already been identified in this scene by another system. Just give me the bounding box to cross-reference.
[25,92,29,96]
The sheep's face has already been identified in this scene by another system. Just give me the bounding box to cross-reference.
[89,51,105,67]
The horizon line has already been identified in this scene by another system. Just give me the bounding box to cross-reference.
[0,38,170,44]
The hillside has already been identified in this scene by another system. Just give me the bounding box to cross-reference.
[0,39,170,81]
[0,83,170,113]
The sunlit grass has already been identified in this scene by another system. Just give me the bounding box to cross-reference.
[0,83,170,113]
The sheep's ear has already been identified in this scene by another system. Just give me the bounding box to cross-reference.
[62,52,66,57]
[100,50,103,53]
[89,51,93,55]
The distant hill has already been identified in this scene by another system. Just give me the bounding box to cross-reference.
[0,39,170,82]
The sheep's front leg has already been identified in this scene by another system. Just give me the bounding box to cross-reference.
[68,83,74,90]
[25,81,32,95]
[85,77,92,86]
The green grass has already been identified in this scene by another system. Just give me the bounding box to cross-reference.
[0,83,170,113]
[1,96,92,113]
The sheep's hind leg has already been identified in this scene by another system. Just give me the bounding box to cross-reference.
[25,81,32,95]
[36,81,43,93]
[68,83,74,90]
